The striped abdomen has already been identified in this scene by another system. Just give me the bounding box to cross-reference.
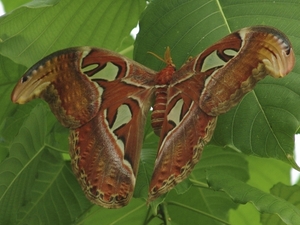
[151,86,168,135]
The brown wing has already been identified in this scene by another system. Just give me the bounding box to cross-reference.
[149,89,217,201]
[11,47,156,208]
[148,26,295,200]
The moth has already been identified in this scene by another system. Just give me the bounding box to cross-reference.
[11,26,295,208]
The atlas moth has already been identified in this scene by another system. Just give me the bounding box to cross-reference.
[11,26,295,208]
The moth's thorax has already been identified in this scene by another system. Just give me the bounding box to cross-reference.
[154,64,176,85]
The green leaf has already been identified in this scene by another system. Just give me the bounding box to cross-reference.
[24,0,60,8]
[0,0,146,67]
[247,156,291,192]
[261,183,300,225]
[0,105,46,224]
[213,74,300,169]
[0,104,91,224]
[1,0,31,13]
[0,55,26,124]
[230,203,262,225]
[206,171,300,225]
[220,0,299,31]
[76,199,150,225]
[134,0,231,70]
[229,155,291,225]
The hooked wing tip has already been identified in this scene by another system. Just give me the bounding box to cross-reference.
[11,77,27,104]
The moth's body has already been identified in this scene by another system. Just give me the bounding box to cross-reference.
[11,26,295,208]
[151,58,176,135]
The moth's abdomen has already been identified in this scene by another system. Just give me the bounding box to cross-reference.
[151,61,176,136]
[151,87,168,136]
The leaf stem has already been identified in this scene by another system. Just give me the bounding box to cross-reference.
[160,202,172,225]
[143,206,158,224]
[44,143,66,153]
[189,179,210,189]
[119,45,133,55]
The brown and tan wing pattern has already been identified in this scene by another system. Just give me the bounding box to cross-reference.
[11,47,156,208]
[149,90,217,200]
[148,26,295,200]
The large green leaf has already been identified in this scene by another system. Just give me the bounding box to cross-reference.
[213,74,300,168]
[247,156,291,192]
[229,156,292,225]
[135,0,231,69]
[0,55,26,127]
[207,171,300,225]
[261,183,300,225]
[1,0,59,13]
[1,0,31,13]
[0,104,91,224]
[0,0,145,67]
[230,203,262,225]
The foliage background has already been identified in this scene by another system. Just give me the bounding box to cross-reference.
[0,0,299,224]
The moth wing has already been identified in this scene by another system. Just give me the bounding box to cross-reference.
[12,47,156,208]
[148,26,295,200]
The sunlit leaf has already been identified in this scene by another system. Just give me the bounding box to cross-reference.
[261,183,300,225]
[207,171,300,225]
[229,155,291,225]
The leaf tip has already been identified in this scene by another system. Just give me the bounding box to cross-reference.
[287,154,300,171]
